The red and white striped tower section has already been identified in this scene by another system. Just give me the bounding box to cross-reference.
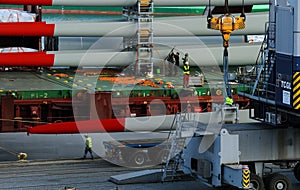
[0,44,263,67]
[0,13,268,37]
[27,115,176,134]
[0,13,267,67]
[0,0,269,6]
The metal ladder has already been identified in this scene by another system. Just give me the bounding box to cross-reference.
[122,0,154,76]
[136,0,154,77]
[161,112,196,182]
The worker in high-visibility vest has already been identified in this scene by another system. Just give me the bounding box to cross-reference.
[225,95,234,106]
[83,135,94,159]
[183,53,190,88]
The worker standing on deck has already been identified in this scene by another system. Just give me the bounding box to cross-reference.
[225,95,234,106]
[174,52,180,76]
[183,53,190,88]
[83,135,94,159]
[167,51,175,76]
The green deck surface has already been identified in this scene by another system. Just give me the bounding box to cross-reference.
[0,71,69,91]
[0,71,71,99]
[0,68,249,100]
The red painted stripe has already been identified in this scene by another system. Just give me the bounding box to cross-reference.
[0,0,53,5]
[0,52,55,66]
[0,22,55,36]
[27,118,126,134]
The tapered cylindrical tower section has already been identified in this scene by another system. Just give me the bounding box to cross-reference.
[27,115,176,134]
[0,0,269,6]
[0,43,260,67]
[0,14,268,37]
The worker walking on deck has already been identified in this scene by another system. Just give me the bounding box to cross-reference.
[183,53,190,88]
[83,135,94,159]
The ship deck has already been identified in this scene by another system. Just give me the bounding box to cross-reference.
[0,67,251,132]
[0,68,246,98]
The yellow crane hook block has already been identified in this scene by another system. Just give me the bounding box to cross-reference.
[208,14,245,48]
[207,0,246,48]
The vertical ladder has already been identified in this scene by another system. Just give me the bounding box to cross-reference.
[122,1,154,76]
[161,113,196,182]
[251,23,269,96]
[264,22,276,97]
[136,0,154,77]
